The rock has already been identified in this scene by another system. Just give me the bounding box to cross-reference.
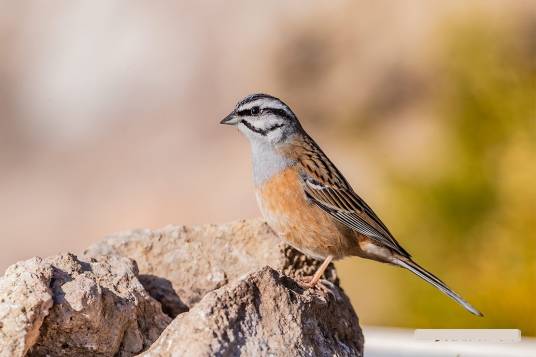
[0,258,54,357]
[141,267,363,357]
[0,253,171,357]
[85,219,337,316]
[137,274,189,318]
[1,219,363,356]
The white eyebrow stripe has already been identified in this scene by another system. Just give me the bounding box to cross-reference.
[264,101,287,111]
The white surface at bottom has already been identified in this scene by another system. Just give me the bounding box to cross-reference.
[363,326,536,357]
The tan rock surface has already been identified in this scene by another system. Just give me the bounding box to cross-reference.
[0,253,170,357]
[1,220,362,356]
[0,258,54,357]
[85,219,338,315]
[141,267,363,357]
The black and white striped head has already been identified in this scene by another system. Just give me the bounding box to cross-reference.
[220,93,301,145]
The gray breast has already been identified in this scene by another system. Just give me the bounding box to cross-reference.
[250,141,295,186]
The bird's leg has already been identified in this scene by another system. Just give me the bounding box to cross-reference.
[300,255,333,288]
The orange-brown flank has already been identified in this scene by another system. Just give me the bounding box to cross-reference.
[256,167,358,260]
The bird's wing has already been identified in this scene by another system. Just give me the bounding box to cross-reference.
[294,135,411,258]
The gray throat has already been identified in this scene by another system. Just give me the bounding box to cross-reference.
[250,141,294,186]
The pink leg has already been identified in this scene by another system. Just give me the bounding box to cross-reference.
[302,255,333,288]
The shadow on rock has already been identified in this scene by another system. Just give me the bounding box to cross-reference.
[138,274,189,318]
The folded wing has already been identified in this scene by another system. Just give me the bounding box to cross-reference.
[303,176,411,258]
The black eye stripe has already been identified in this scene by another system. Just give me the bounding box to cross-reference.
[236,109,252,116]
[260,107,294,120]
[237,106,260,116]
[236,107,294,121]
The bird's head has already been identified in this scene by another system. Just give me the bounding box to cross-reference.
[220,93,301,145]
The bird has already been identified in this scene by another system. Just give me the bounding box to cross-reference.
[220,93,483,316]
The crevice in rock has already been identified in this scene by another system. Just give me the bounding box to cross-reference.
[138,274,189,318]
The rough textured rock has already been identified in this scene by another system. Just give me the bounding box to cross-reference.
[1,219,363,356]
[0,258,54,357]
[141,267,363,357]
[0,253,171,357]
[85,219,337,316]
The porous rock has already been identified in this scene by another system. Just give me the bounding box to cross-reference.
[140,266,363,357]
[0,257,53,357]
[0,253,171,357]
[85,219,338,315]
[1,219,363,356]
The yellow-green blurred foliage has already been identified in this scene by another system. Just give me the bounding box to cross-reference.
[272,7,535,334]
[380,18,535,332]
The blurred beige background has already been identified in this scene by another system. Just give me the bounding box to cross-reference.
[1,1,535,333]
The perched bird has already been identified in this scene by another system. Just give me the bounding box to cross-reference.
[220,93,483,316]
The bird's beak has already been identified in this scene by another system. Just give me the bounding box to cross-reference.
[220,111,239,125]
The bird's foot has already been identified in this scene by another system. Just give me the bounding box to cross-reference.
[296,276,336,296]
[296,275,314,289]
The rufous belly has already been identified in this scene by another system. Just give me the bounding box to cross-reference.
[255,167,356,260]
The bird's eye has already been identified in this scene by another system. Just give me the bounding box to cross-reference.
[250,106,260,115]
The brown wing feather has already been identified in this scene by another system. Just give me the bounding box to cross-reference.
[284,133,411,258]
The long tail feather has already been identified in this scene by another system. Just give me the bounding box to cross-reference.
[395,258,483,316]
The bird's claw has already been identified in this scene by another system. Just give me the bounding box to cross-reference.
[297,277,336,297]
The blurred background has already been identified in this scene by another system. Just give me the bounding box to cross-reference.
[0,0,534,336]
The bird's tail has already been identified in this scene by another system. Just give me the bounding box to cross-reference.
[394,257,483,317]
